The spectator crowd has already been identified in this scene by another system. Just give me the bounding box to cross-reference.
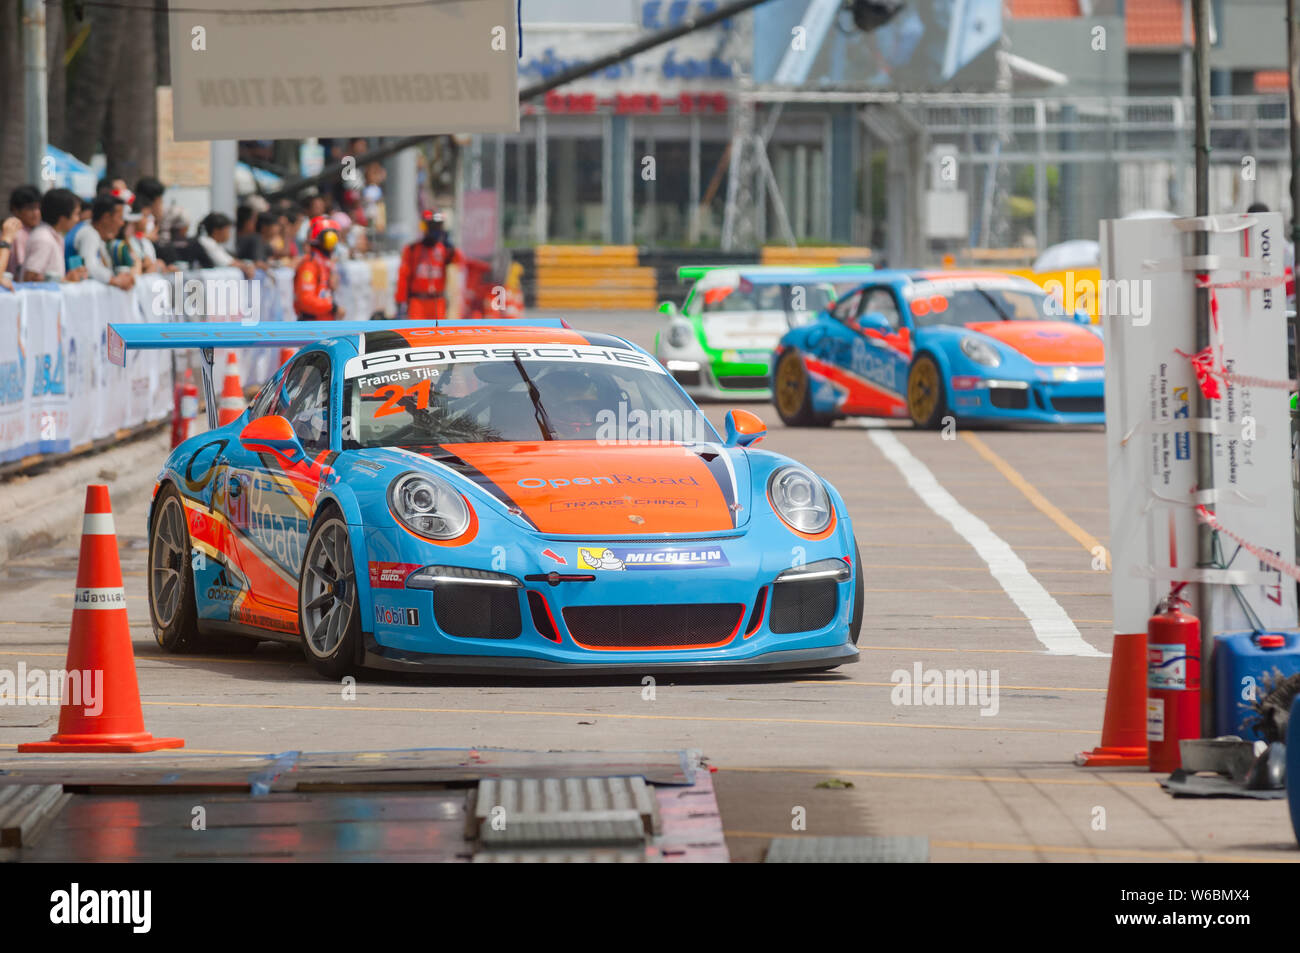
[1,142,390,295]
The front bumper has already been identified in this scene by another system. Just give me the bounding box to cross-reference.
[655,340,773,401]
[359,525,856,671]
[947,374,1104,425]
[361,637,858,675]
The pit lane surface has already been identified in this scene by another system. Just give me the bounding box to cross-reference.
[0,311,1293,863]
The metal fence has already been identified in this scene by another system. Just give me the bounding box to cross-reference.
[864,93,1294,263]
[474,92,1295,261]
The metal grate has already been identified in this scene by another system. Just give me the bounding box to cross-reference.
[563,603,742,649]
[989,388,1030,410]
[765,836,930,863]
[769,579,838,634]
[1051,396,1104,414]
[718,375,771,389]
[432,584,522,639]
[468,776,660,853]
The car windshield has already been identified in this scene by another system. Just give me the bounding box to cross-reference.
[907,282,1067,328]
[344,348,716,447]
[694,281,837,315]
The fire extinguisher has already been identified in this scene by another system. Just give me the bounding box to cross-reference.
[171,368,198,448]
[1147,583,1201,773]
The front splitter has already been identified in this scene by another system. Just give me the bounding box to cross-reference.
[361,634,858,677]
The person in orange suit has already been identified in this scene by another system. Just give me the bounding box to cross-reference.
[294,216,345,320]
[396,210,465,320]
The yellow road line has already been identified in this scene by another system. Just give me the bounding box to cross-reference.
[721,830,1294,862]
[793,680,1105,693]
[132,699,1097,734]
[857,644,1080,656]
[960,431,1110,568]
[861,563,1102,575]
[853,521,1091,532]
[0,649,285,666]
[929,840,1298,863]
[864,587,1113,596]
[863,541,1082,552]
[864,587,1003,593]
[935,614,1112,624]
[716,764,1147,787]
[0,742,268,755]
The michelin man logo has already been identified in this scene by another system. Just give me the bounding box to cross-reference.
[578,547,625,571]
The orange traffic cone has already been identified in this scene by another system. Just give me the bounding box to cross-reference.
[1075,631,1148,766]
[217,353,244,426]
[19,486,184,753]
[278,347,294,369]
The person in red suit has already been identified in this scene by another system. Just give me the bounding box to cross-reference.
[396,210,465,320]
[294,216,345,321]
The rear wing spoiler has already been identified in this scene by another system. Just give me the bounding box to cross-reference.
[107,318,571,429]
[105,318,571,365]
[675,264,876,283]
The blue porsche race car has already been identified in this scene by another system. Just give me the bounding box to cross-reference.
[771,270,1105,428]
[110,319,862,679]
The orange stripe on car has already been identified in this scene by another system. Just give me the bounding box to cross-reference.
[444,440,736,535]
[963,321,1103,365]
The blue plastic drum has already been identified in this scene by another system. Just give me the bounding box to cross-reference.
[1289,695,1300,847]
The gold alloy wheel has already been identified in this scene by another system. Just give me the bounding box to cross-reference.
[776,351,807,418]
[908,359,940,424]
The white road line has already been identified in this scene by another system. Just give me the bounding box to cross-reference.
[867,430,1107,658]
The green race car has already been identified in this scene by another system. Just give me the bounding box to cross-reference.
[654,265,875,401]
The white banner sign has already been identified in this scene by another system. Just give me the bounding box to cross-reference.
[1102,213,1298,635]
[0,259,406,466]
[168,0,520,140]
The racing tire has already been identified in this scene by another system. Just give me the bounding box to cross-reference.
[774,349,832,428]
[299,511,363,680]
[907,354,949,430]
[850,537,864,646]
[148,484,257,653]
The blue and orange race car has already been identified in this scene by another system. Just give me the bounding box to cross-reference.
[771,271,1105,428]
[109,320,862,678]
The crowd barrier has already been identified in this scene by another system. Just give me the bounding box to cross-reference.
[0,254,401,469]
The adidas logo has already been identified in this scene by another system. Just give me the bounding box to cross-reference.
[206,566,242,602]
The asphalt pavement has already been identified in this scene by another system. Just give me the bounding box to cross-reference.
[0,310,1293,863]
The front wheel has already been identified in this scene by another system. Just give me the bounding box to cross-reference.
[774,349,832,427]
[907,354,949,430]
[299,513,363,680]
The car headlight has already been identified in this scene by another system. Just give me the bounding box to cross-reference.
[388,471,471,540]
[667,322,694,349]
[768,465,832,534]
[960,336,1001,367]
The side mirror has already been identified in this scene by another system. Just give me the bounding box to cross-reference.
[240,415,305,464]
[658,301,677,316]
[853,310,892,333]
[724,409,767,448]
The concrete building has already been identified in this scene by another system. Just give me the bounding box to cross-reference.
[471,0,1292,252]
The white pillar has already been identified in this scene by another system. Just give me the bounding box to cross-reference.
[209,140,238,223]
[384,141,419,248]
[22,0,47,188]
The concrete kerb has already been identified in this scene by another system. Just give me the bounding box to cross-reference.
[0,429,172,566]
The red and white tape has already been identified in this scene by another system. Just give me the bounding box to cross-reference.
[1195,273,1288,292]
[1196,504,1300,583]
